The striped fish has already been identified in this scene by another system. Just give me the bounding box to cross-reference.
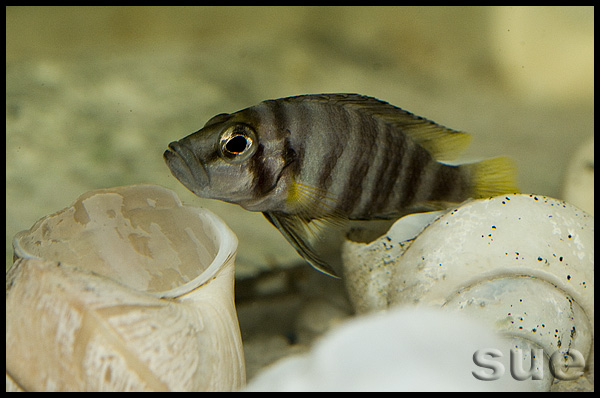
[164,94,518,277]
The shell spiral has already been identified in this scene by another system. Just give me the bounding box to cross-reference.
[342,194,594,391]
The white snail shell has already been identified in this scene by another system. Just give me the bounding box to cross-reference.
[6,185,245,391]
[244,306,539,391]
[342,194,594,391]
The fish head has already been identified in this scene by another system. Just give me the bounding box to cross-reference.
[164,110,294,212]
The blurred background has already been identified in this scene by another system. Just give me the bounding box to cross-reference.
[6,6,594,380]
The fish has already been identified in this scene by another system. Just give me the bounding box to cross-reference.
[164,94,518,277]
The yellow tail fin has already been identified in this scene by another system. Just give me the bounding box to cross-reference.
[465,156,519,198]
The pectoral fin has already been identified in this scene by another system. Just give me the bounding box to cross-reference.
[263,212,341,278]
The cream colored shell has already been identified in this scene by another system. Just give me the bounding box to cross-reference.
[6,185,245,391]
[342,194,594,391]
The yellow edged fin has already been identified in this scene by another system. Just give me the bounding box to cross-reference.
[465,156,519,198]
[402,123,472,163]
[320,94,473,162]
[263,212,341,278]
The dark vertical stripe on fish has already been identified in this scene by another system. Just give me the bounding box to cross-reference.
[281,136,299,175]
[313,103,346,199]
[283,97,312,141]
[364,123,406,218]
[398,145,432,208]
[411,161,442,203]
[250,143,274,196]
[339,108,380,215]
[352,136,383,217]
[262,99,290,140]
[328,102,366,214]
[426,165,467,202]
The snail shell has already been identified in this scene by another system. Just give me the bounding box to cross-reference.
[245,306,541,391]
[342,194,594,390]
[6,185,245,391]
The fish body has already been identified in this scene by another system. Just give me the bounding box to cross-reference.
[165,94,517,276]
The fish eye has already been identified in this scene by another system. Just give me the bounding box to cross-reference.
[219,124,257,163]
[225,135,249,153]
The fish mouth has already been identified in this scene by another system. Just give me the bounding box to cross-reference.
[164,141,210,193]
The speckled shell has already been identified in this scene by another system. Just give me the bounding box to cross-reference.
[342,194,593,390]
[6,185,245,391]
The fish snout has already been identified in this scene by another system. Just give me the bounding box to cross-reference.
[164,141,210,193]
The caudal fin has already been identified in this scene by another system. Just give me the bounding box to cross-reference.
[465,156,519,198]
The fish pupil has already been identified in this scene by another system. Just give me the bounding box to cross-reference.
[226,135,248,154]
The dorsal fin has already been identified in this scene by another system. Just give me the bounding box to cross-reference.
[287,94,472,162]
